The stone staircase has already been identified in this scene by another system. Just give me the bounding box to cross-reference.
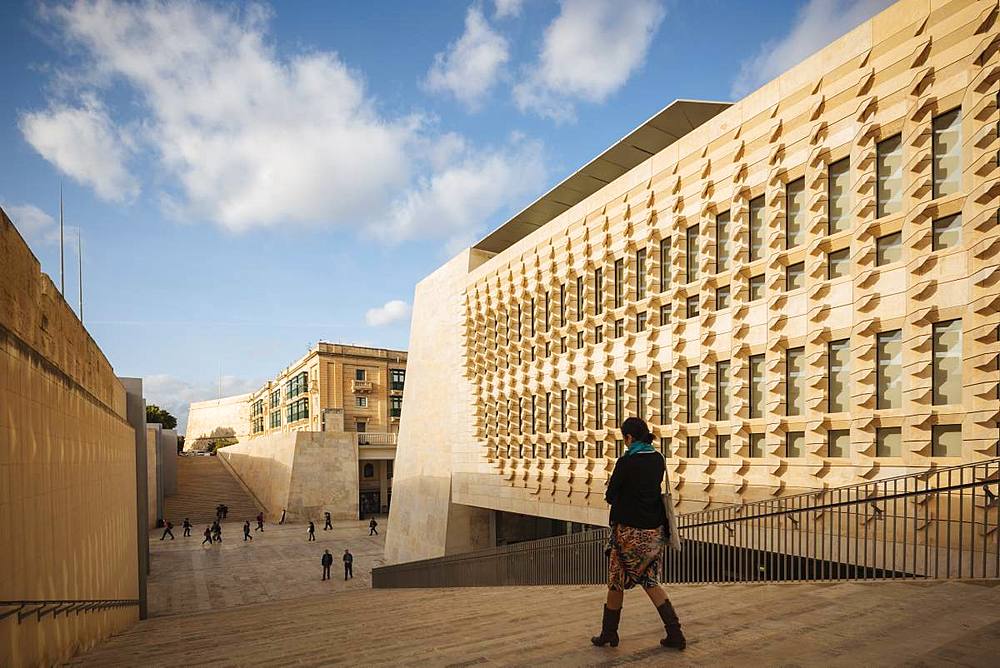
[161,455,261,526]
[69,580,1000,666]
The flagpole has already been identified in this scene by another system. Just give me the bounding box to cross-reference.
[59,183,65,295]
[78,228,84,324]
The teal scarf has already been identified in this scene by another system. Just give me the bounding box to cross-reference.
[625,440,655,456]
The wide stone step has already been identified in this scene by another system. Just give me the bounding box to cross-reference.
[161,456,260,526]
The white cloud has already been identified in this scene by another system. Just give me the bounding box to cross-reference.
[19,95,138,202]
[731,0,892,99]
[365,300,412,327]
[425,6,510,110]
[22,0,540,244]
[514,0,665,121]
[494,0,524,19]
[2,201,80,255]
[142,373,262,436]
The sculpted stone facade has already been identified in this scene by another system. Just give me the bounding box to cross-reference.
[387,0,1000,564]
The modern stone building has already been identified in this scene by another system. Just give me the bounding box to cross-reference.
[386,0,1000,564]
[184,392,252,451]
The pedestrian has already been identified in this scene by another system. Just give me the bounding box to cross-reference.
[591,417,685,651]
[221,504,229,520]
[243,520,253,541]
[279,508,286,525]
[160,520,175,540]
[324,511,333,531]
[307,521,316,541]
[202,526,213,545]
[321,550,333,581]
[368,517,378,536]
[216,504,223,521]
[182,518,192,537]
[343,549,353,580]
[255,512,264,531]
[212,520,223,543]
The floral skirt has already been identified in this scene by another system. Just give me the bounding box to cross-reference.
[606,524,667,591]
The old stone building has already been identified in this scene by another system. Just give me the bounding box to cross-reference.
[386,0,1000,564]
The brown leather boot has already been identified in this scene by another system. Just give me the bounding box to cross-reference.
[656,600,686,650]
[590,605,621,647]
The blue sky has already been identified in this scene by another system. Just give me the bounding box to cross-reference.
[0,0,891,431]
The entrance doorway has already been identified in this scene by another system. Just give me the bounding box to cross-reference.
[360,490,380,518]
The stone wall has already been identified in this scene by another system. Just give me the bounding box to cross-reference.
[161,429,178,496]
[217,431,359,521]
[0,208,139,665]
[185,392,251,451]
[145,424,161,528]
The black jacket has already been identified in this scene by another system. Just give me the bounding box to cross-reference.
[321,553,333,566]
[605,450,667,530]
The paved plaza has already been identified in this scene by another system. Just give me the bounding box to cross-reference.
[148,518,386,617]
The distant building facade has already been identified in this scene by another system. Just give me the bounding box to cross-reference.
[386,0,1000,564]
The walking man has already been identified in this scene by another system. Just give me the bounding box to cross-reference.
[255,512,264,532]
[212,520,223,543]
[160,520,175,540]
[321,550,333,581]
[369,517,379,536]
[324,511,333,531]
[308,521,316,541]
[243,520,253,542]
[182,518,192,537]
[343,549,353,580]
[202,526,213,545]
[221,504,229,520]
[216,504,223,522]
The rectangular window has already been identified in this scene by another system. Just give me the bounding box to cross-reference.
[614,258,625,309]
[876,427,902,457]
[877,134,903,218]
[659,371,671,424]
[636,248,647,300]
[749,274,765,301]
[750,354,765,419]
[828,158,851,235]
[577,386,584,430]
[659,304,670,326]
[686,224,699,282]
[560,337,567,354]
[517,304,522,341]
[828,429,850,458]
[749,433,765,458]
[270,389,281,408]
[932,108,961,198]
[636,311,647,333]
[786,431,805,458]
[355,396,368,408]
[530,298,536,336]
[716,210,730,273]
[576,330,584,349]
[614,318,624,338]
[390,369,406,391]
[786,177,805,248]
[659,238,670,291]
[716,434,731,458]
[596,441,604,458]
[660,437,670,456]
[686,436,698,458]
[716,285,730,310]
[595,383,604,431]
[876,232,902,266]
[828,339,850,413]
[286,371,309,399]
[595,325,603,344]
[576,276,584,321]
[933,319,962,405]
[932,214,961,251]
[749,195,765,262]
[932,424,962,457]
[544,342,551,358]
[531,395,537,434]
[577,441,585,458]
[877,330,902,409]
[786,347,805,416]
[286,398,309,423]
[560,390,567,432]
[559,284,566,326]
[545,392,551,432]
[594,268,603,315]
[686,366,700,422]
[686,295,700,319]
[270,410,281,429]
[390,395,402,418]
[785,262,804,291]
[637,375,647,421]
[355,368,366,381]
[544,292,550,332]
[614,379,625,427]
[716,360,730,421]
[827,248,849,279]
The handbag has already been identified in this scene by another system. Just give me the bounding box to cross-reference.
[662,472,683,553]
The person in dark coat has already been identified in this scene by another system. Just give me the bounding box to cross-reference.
[202,526,213,545]
[369,517,378,535]
[243,520,253,541]
[255,512,265,531]
[324,511,333,531]
[160,521,174,540]
[182,518,193,537]
[212,520,223,543]
[343,549,353,580]
[591,417,686,651]
[221,504,229,520]
[321,550,333,580]
[307,521,316,541]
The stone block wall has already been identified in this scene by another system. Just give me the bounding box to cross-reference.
[0,208,139,665]
[185,392,251,451]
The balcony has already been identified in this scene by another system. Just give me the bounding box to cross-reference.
[352,379,374,393]
[354,432,397,447]
[390,382,405,392]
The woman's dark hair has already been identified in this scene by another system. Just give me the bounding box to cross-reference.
[621,416,654,444]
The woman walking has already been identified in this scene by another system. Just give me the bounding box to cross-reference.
[591,416,686,650]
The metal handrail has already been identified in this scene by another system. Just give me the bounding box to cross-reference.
[373,458,1000,588]
[0,599,139,624]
